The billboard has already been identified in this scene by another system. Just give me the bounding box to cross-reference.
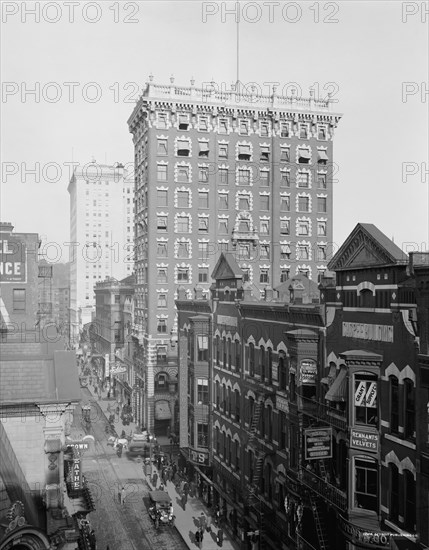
[0,235,26,283]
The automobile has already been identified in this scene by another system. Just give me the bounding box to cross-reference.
[147,490,175,529]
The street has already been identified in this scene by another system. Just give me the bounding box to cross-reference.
[76,388,188,550]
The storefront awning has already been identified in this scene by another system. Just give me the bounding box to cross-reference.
[155,400,172,420]
[325,368,347,402]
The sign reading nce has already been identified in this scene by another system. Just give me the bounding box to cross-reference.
[0,236,26,283]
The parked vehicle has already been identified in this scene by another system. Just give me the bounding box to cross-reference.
[147,491,175,529]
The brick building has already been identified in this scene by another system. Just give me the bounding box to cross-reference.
[128,78,342,433]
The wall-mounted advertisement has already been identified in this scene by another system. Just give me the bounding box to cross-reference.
[0,235,26,283]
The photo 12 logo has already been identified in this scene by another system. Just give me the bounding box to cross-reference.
[1,2,139,24]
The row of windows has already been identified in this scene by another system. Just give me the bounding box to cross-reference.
[156,163,328,184]
[157,214,327,236]
[156,192,327,213]
[155,112,328,140]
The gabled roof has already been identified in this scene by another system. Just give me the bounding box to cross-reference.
[211,253,243,281]
[328,223,408,271]
[120,274,135,285]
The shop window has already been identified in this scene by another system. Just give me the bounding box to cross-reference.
[354,374,377,426]
[354,458,378,512]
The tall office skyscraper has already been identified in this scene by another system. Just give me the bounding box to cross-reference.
[68,162,134,346]
[127,79,342,432]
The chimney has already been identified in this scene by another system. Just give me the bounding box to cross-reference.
[265,286,273,301]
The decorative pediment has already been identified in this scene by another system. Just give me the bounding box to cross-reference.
[211,253,243,281]
[328,223,408,271]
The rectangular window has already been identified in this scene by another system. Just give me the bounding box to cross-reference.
[219,194,228,209]
[198,242,209,260]
[157,242,168,257]
[297,221,309,235]
[177,166,189,183]
[198,191,209,209]
[197,338,209,364]
[157,165,167,181]
[177,242,190,258]
[280,244,291,260]
[318,126,327,140]
[238,145,251,161]
[318,173,327,189]
[280,269,290,282]
[238,169,250,185]
[177,217,190,233]
[260,244,270,259]
[355,376,377,426]
[157,139,168,155]
[238,243,250,260]
[198,268,208,283]
[238,197,250,210]
[260,220,269,234]
[260,146,270,163]
[158,113,167,129]
[260,170,270,187]
[157,216,167,231]
[218,218,228,233]
[199,167,209,182]
[318,197,327,213]
[298,148,310,164]
[260,122,269,136]
[297,245,309,260]
[219,168,228,184]
[317,246,327,261]
[260,269,269,283]
[280,219,290,235]
[280,171,290,187]
[177,268,189,282]
[239,120,249,135]
[280,147,290,162]
[198,142,209,158]
[157,319,167,333]
[318,221,327,236]
[260,195,270,211]
[299,124,308,139]
[242,268,250,282]
[218,119,228,134]
[197,423,208,447]
[298,172,310,188]
[178,114,189,130]
[318,150,329,165]
[199,117,208,131]
[280,196,290,212]
[177,139,190,157]
[219,144,228,158]
[298,196,310,212]
[198,217,209,233]
[13,289,25,311]
[390,377,399,433]
[404,380,415,439]
[177,190,190,208]
[355,459,378,512]
[157,189,168,207]
[157,294,167,308]
[280,123,289,138]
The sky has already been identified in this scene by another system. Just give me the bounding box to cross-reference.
[1,0,428,260]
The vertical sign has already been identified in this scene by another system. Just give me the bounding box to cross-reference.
[354,381,367,406]
[72,459,81,490]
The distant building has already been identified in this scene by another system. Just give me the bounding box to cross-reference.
[128,78,342,432]
[67,162,134,347]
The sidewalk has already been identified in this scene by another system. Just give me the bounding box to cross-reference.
[83,382,239,550]
[144,470,238,550]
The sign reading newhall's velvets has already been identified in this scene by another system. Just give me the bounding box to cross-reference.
[305,428,332,460]
[350,429,379,452]
[0,235,26,283]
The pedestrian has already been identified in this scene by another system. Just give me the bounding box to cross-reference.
[152,471,158,488]
[217,527,223,547]
[120,486,126,505]
[181,492,187,510]
[206,514,212,532]
[172,463,177,478]
[196,527,204,549]
[200,512,207,531]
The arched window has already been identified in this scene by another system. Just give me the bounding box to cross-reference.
[248,396,255,425]
[215,380,220,408]
[389,463,399,523]
[234,389,240,421]
[404,379,415,439]
[249,343,255,376]
[267,404,273,440]
[235,340,241,372]
[215,336,220,366]
[390,376,399,433]
[278,355,287,391]
[359,288,373,308]
[223,337,227,366]
[404,470,416,531]
[267,348,273,384]
[267,463,273,500]
[260,346,265,380]
[227,339,232,370]
[155,372,168,391]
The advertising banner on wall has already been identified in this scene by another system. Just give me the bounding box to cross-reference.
[0,234,26,283]
[304,428,332,460]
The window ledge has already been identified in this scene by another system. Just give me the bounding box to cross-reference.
[384,433,416,450]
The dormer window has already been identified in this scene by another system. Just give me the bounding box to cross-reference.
[178,114,189,130]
